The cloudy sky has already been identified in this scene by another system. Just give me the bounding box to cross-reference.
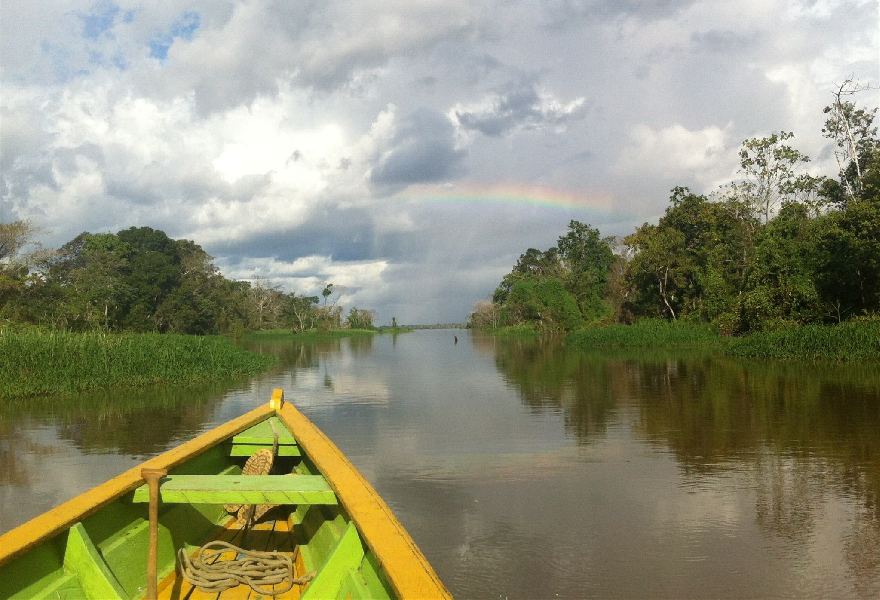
[2,0,878,324]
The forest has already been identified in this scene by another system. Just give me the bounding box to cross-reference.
[0,223,375,336]
[471,86,880,336]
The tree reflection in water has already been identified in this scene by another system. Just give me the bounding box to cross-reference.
[483,333,880,591]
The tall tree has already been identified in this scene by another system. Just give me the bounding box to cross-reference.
[734,132,811,223]
[822,79,879,205]
[556,220,615,322]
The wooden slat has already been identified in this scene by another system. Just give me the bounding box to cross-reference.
[230,417,296,445]
[0,404,276,568]
[62,523,130,600]
[268,516,304,600]
[277,397,452,599]
[300,523,364,600]
[131,475,337,505]
[157,519,244,600]
[214,519,279,600]
[229,444,301,457]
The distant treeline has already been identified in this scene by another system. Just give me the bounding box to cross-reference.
[471,84,880,335]
[0,224,377,336]
[403,323,468,329]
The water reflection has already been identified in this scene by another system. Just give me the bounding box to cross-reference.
[487,334,880,597]
[2,330,879,597]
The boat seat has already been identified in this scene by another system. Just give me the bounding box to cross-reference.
[229,416,302,456]
[131,475,338,505]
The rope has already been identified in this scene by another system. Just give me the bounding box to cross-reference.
[177,540,315,596]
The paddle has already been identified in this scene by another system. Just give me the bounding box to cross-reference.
[141,468,167,600]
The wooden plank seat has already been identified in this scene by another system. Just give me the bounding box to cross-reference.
[229,416,302,457]
[132,475,338,505]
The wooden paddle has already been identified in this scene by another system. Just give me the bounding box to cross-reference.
[141,468,167,600]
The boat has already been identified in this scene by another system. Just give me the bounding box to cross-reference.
[0,389,451,600]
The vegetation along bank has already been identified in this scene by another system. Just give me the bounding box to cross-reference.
[0,331,277,399]
[470,85,880,360]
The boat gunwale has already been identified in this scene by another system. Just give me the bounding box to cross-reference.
[276,395,452,600]
[0,403,274,567]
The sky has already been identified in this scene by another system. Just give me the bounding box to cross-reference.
[2,0,879,324]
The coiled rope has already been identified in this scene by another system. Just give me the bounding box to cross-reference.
[177,540,315,596]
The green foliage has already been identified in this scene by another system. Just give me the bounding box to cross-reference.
[811,195,880,321]
[557,220,615,321]
[725,319,880,360]
[485,220,612,332]
[484,92,880,357]
[735,131,812,223]
[242,328,379,340]
[625,188,753,322]
[505,278,583,332]
[822,81,879,205]
[0,331,277,399]
[566,319,721,348]
[345,307,376,330]
[1,223,378,340]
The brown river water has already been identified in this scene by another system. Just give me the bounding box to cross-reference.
[1,329,879,598]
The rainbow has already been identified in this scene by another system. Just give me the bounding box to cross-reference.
[395,182,615,212]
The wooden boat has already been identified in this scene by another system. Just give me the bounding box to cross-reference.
[0,389,451,600]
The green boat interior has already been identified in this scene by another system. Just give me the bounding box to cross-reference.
[0,417,396,600]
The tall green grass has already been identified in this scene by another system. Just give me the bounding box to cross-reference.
[242,328,380,340]
[0,331,277,399]
[486,325,541,336]
[725,320,880,361]
[566,319,722,348]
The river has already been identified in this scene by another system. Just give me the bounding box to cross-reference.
[1,329,879,598]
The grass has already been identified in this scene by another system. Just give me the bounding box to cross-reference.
[0,331,277,399]
[242,328,382,340]
[566,319,722,348]
[481,325,540,336]
[724,320,880,361]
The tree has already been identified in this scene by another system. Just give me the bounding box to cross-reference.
[286,294,319,333]
[822,78,879,205]
[505,278,582,332]
[556,220,615,322]
[738,203,821,330]
[624,188,755,324]
[345,307,376,330]
[812,196,880,321]
[0,221,42,320]
[246,277,283,330]
[735,132,811,223]
[115,227,183,331]
[469,299,500,329]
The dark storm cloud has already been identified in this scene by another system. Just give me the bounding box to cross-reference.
[540,0,700,25]
[371,109,466,186]
[454,78,588,137]
[690,30,757,53]
[206,204,377,265]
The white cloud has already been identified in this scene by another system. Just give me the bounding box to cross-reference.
[449,83,587,138]
[617,123,737,188]
[215,254,390,307]
[3,79,402,247]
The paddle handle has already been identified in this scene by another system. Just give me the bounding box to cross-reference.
[141,468,167,600]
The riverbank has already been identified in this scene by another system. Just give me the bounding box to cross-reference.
[724,319,880,361]
[558,319,880,360]
[566,320,721,348]
[242,327,413,340]
[0,331,277,399]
